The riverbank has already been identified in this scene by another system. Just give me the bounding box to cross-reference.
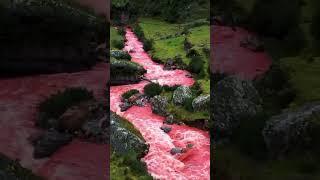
[110,28,210,179]
[0,63,109,180]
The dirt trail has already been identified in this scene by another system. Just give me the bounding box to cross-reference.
[0,63,109,180]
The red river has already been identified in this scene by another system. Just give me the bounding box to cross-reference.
[110,28,210,179]
[0,63,109,180]
[211,25,272,79]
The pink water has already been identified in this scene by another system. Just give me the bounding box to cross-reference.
[211,25,272,79]
[110,28,210,179]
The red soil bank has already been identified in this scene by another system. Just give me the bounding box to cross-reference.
[211,25,272,79]
[0,63,109,180]
[110,28,210,180]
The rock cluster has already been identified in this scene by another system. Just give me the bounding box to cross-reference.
[263,102,320,156]
[212,76,262,137]
[173,86,192,105]
[150,95,169,116]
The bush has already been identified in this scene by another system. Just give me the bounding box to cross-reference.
[111,39,124,49]
[186,48,200,58]
[254,63,296,114]
[162,85,179,92]
[184,38,193,51]
[143,83,163,97]
[183,97,194,112]
[189,56,204,74]
[37,87,94,129]
[143,39,154,51]
[122,89,140,100]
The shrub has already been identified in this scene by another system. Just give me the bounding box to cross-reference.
[111,39,124,49]
[122,89,140,100]
[186,48,200,58]
[189,56,204,74]
[254,63,296,114]
[37,87,94,129]
[190,81,203,96]
[143,83,163,97]
[162,85,179,92]
[184,38,193,51]
[143,39,154,51]
[183,97,194,112]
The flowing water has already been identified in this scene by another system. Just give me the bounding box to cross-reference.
[211,25,272,79]
[0,63,108,180]
[110,28,210,180]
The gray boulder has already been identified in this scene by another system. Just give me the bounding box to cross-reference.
[33,129,72,159]
[110,50,131,60]
[213,76,262,138]
[173,86,192,105]
[150,95,168,116]
[263,102,320,156]
[192,94,210,111]
[160,125,172,133]
[110,113,149,157]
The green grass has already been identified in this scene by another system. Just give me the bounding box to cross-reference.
[111,151,152,180]
[216,144,320,180]
[280,56,320,106]
[138,17,210,94]
[111,27,124,50]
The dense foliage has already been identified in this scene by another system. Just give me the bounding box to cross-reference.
[143,83,163,97]
[37,87,94,129]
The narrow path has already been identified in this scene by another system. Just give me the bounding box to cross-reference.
[0,63,109,180]
[110,28,210,180]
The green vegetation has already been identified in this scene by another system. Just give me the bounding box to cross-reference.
[214,0,320,179]
[111,151,153,180]
[122,89,140,100]
[138,18,210,94]
[143,83,162,97]
[111,27,125,50]
[0,153,44,180]
[37,87,94,129]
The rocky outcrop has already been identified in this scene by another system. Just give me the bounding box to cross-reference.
[33,129,72,159]
[33,100,108,158]
[110,50,131,60]
[150,95,168,116]
[110,113,149,157]
[212,76,262,138]
[173,86,192,105]
[110,59,146,85]
[192,94,210,111]
[263,102,320,157]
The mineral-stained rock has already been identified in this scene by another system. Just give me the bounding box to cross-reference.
[263,102,320,156]
[164,114,175,125]
[192,94,210,111]
[173,86,192,105]
[33,129,72,159]
[110,50,131,60]
[150,95,168,116]
[160,125,172,133]
[110,113,149,157]
[212,76,262,138]
[170,147,185,155]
